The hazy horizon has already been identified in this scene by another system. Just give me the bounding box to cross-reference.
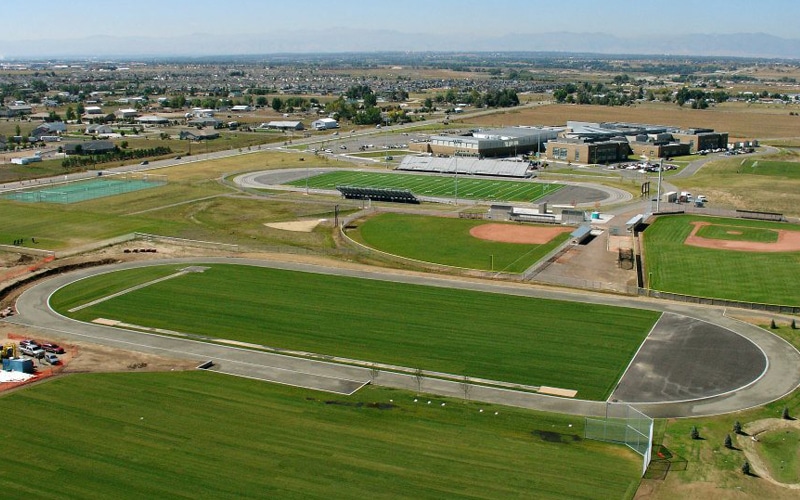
[3,0,799,59]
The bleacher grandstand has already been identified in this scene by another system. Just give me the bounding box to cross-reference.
[397,156,534,178]
[336,185,419,204]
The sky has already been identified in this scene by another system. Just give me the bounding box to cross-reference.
[9,0,800,40]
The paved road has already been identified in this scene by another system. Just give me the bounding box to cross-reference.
[7,257,800,418]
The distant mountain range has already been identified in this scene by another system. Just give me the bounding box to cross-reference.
[2,30,799,60]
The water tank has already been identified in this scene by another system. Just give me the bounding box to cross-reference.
[591,211,600,220]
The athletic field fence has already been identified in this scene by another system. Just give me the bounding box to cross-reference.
[584,403,653,477]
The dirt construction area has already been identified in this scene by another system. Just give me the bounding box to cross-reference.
[0,323,198,393]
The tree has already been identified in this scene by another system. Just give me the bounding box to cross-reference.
[792,319,797,329]
[120,140,129,149]
[741,461,751,475]
[690,426,700,440]
[271,97,284,112]
[363,92,377,107]
[65,106,76,122]
[423,97,433,110]
[256,96,268,107]
[553,88,569,103]
[771,319,778,329]
[782,406,791,420]
[733,421,742,434]
[15,124,21,137]
[724,434,733,449]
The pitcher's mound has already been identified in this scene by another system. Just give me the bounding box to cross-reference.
[470,223,571,244]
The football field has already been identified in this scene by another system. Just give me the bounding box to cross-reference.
[286,170,564,202]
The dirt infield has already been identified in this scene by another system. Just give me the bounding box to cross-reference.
[684,221,800,252]
[469,224,572,244]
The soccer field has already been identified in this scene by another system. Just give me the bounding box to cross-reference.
[0,372,641,498]
[285,170,564,203]
[51,263,660,401]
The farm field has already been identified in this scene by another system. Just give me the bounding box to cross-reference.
[643,215,800,306]
[352,212,569,273]
[51,263,660,400]
[0,371,641,499]
[285,170,563,203]
[459,102,800,139]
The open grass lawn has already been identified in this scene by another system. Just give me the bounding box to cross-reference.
[353,212,569,272]
[668,155,800,217]
[52,264,659,400]
[0,372,641,499]
[643,215,800,306]
[739,158,800,179]
[285,170,563,203]
[758,428,800,484]
[695,223,779,243]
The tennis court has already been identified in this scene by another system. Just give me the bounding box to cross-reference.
[4,174,167,204]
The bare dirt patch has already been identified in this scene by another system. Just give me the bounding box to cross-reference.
[469,223,571,244]
[264,219,327,232]
[684,221,800,252]
[0,323,198,394]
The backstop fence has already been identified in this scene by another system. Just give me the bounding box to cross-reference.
[584,403,653,477]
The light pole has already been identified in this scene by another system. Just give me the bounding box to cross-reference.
[453,139,462,205]
[656,158,663,212]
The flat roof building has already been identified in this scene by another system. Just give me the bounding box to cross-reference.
[409,126,563,158]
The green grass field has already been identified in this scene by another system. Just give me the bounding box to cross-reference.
[285,170,564,203]
[643,215,800,306]
[0,372,641,499]
[740,158,800,178]
[758,428,800,484]
[695,223,779,243]
[353,212,569,272]
[51,264,659,400]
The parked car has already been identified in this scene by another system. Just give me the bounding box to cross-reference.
[41,343,65,354]
[140,160,149,165]
[20,344,45,359]
[44,353,59,365]
[19,339,40,349]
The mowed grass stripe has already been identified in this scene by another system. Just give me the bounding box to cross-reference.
[0,372,641,498]
[286,171,561,203]
[644,215,800,306]
[354,212,566,273]
[51,264,659,400]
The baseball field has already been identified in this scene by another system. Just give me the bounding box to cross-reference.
[351,212,571,272]
[643,215,800,306]
[50,263,660,401]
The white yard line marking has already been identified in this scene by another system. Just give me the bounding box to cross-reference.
[68,270,189,312]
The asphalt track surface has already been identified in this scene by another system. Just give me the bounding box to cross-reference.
[7,257,800,419]
[233,168,632,207]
